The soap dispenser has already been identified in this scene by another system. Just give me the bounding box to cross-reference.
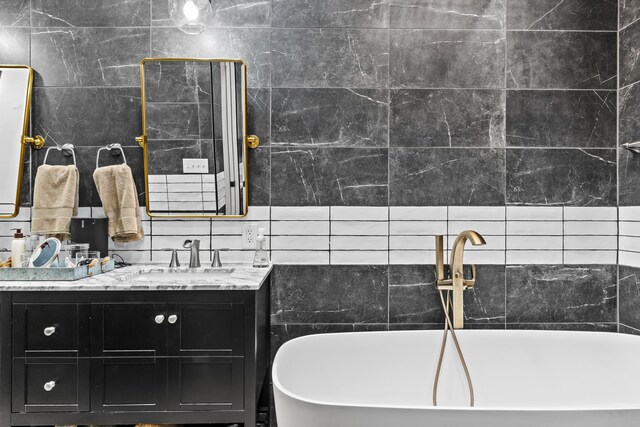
[253,228,270,268]
[11,228,25,268]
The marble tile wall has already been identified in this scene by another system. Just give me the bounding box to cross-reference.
[0,1,627,331]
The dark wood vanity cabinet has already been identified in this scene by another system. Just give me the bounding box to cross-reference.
[0,281,270,426]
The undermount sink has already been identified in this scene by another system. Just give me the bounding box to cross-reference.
[132,269,236,282]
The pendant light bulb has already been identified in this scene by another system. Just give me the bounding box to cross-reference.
[169,0,214,35]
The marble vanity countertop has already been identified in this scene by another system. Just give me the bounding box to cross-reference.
[0,264,272,291]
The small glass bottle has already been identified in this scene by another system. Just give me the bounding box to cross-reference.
[253,228,270,268]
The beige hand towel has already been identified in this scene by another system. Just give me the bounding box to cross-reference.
[93,164,144,242]
[32,164,79,241]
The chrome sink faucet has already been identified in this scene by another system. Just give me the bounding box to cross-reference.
[435,230,486,329]
[183,239,201,268]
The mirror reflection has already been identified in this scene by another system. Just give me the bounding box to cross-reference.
[0,66,32,217]
[142,59,248,217]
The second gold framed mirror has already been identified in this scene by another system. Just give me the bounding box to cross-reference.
[138,58,259,218]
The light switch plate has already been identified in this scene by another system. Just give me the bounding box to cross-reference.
[183,158,209,174]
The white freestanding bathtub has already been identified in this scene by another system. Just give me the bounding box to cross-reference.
[272,330,640,427]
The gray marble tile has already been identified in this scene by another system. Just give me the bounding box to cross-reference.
[620,22,640,88]
[0,0,29,26]
[507,32,617,89]
[389,148,505,206]
[390,30,505,89]
[506,148,616,206]
[507,0,616,30]
[619,149,640,206]
[271,265,389,324]
[620,83,640,146]
[32,87,142,148]
[248,146,270,206]
[271,147,388,206]
[619,266,640,331]
[621,0,640,30]
[151,27,271,88]
[272,0,388,28]
[0,27,29,65]
[506,323,617,332]
[388,264,505,324]
[506,265,616,323]
[620,324,640,335]
[247,88,270,146]
[146,103,200,140]
[389,0,505,29]
[151,0,271,27]
[390,89,504,147]
[31,0,150,26]
[31,28,149,87]
[19,150,32,207]
[271,28,388,88]
[272,88,389,147]
[506,90,617,148]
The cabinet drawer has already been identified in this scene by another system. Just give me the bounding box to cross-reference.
[12,358,90,413]
[13,304,88,357]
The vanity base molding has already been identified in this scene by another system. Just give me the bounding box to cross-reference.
[0,284,270,427]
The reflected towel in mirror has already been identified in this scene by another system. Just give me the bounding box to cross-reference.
[93,164,144,242]
[32,164,79,241]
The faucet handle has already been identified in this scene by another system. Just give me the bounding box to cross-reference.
[169,249,180,267]
[211,248,230,268]
[463,264,477,289]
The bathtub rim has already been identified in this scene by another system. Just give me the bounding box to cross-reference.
[272,329,640,413]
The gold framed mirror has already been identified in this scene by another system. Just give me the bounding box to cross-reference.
[138,58,259,218]
[0,65,44,219]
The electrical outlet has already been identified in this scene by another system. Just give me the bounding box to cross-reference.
[242,223,258,248]
[183,158,209,174]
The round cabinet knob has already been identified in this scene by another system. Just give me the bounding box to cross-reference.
[43,381,56,392]
[168,314,178,324]
[43,326,56,336]
[154,314,165,324]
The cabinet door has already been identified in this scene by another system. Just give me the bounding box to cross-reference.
[92,303,166,357]
[91,357,167,412]
[12,358,90,413]
[13,304,90,358]
[167,357,244,411]
[166,303,244,357]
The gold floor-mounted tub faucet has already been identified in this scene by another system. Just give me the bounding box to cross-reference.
[435,230,486,329]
